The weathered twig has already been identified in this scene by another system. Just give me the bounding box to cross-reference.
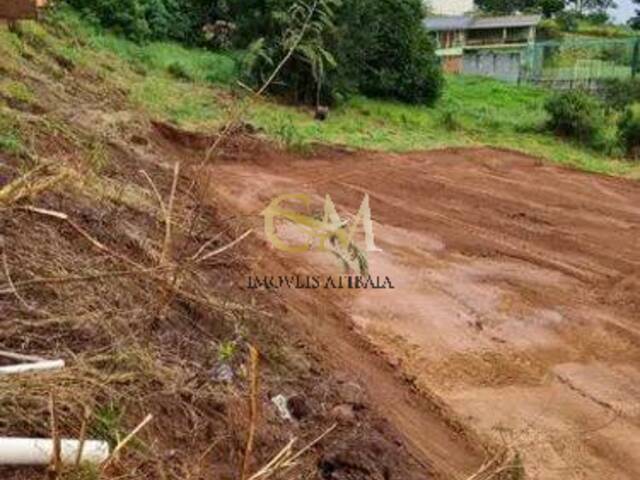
[0,265,174,294]
[0,350,46,363]
[247,423,338,480]
[0,359,65,376]
[103,414,153,470]
[2,251,36,312]
[195,229,253,264]
[240,346,260,480]
[162,162,180,265]
[75,406,91,467]
[48,393,61,480]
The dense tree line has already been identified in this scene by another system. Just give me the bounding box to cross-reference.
[633,0,640,28]
[475,0,617,18]
[67,0,443,106]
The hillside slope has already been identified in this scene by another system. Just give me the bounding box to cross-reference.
[36,9,640,178]
[0,15,483,480]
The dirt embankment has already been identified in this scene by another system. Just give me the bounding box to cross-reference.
[208,144,640,480]
[0,21,439,480]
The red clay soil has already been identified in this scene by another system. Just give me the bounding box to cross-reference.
[205,143,640,480]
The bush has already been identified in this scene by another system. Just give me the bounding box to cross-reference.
[241,0,442,106]
[584,11,610,26]
[537,19,563,40]
[556,11,579,32]
[331,0,443,105]
[600,78,640,111]
[67,0,443,106]
[66,0,207,43]
[545,90,604,143]
[619,103,640,159]
[166,61,192,81]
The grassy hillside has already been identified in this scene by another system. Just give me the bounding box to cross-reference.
[2,8,638,177]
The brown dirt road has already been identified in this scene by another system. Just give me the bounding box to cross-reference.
[210,144,640,480]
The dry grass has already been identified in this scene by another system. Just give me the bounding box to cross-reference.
[0,163,73,206]
[0,165,259,479]
[0,49,265,476]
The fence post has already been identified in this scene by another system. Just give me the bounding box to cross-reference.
[632,39,640,79]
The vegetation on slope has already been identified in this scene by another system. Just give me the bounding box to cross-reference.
[62,0,444,106]
[4,8,638,178]
[54,8,639,175]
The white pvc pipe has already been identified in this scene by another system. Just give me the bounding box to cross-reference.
[0,438,110,465]
[0,350,46,363]
[0,360,65,375]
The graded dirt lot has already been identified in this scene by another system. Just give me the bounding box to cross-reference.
[210,145,640,480]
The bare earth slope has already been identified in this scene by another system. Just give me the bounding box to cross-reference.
[211,145,640,480]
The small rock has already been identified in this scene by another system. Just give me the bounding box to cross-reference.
[315,106,329,121]
[209,363,234,383]
[287,395,310,420]
[271,394,293,421]
[330,404,356,424]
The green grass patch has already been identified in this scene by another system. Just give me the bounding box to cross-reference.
[86,34,238,84]
[36,8,637,176]
[0,109,24,155]
[43,8,235,128]
[48,8,237,84]
[130,76,224,128]
[0,80,35,104]
[247,75,632,175]
[574,21,639,39]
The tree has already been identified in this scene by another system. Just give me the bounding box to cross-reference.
[476,0,614,16]
[632,0,640,29]
[330,0,443,104]
[567,0,617,15]
[475,0,539,14]
[476,0,567,15]
[241,0,443,105]
[540,0,565,17]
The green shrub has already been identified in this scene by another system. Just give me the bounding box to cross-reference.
[545,90,604,144]
[332,0,443,105]
[556,12,579,32]
[166,61,192,81]
[619,103,640,159]
[66,0,207,43]
[600,78,640,111]
[439,106,460,131]
[238,0,443,106]
[537,19,563,40]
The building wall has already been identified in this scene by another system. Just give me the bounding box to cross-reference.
[462,50,523,83]
[429,0,475,16]
[442,56,463,74]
